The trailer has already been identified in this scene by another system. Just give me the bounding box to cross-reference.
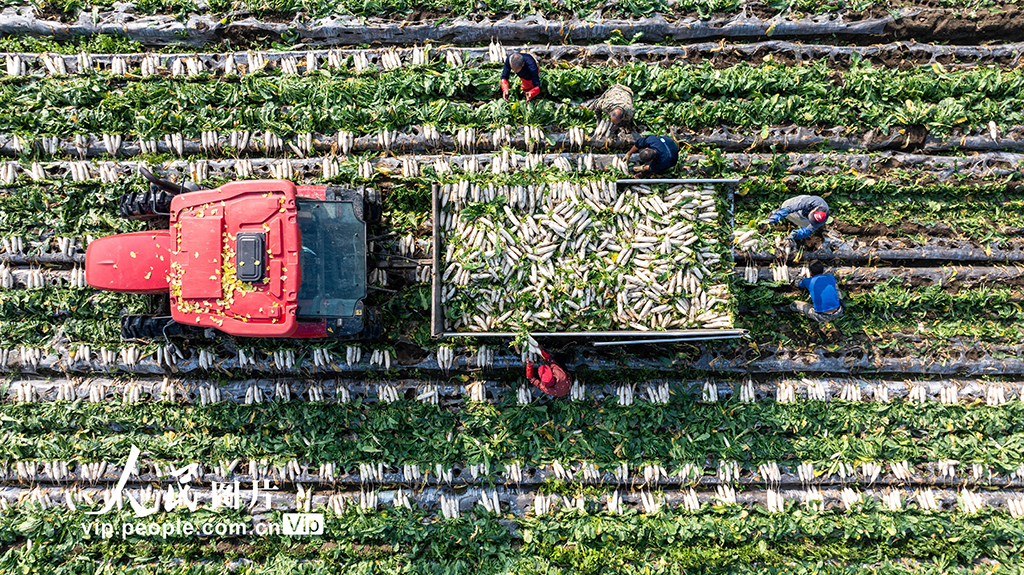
[430,177,747,345]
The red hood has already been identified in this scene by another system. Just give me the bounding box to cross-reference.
[85,231,171,294]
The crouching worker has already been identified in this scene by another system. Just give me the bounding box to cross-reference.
[761,195,829,241]
[624,134,679,176]
[789,260,845,323]
[526,349,571,397]
[589,84,635,129]
[501,52,541,101]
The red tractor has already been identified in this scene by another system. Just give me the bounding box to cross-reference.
[85,168,382,340]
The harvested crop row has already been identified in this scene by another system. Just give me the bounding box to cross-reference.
[5,451,1020,488]
[8,41,1024,74]
[10,42,1024,82]
[0,7,1012,47]
[439,180,733,333]
[9,375,1024,416]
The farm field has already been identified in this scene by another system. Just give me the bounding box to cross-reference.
[0,2,1023,573]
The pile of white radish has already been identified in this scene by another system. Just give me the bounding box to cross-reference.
[487,40,507,64]
[566,126,587,148]
[456,127,476,151]
[940,383,959,405]
[891,460,912,480]
[524,125,544,151]
[516,385,531,404]
[738,378,755,402]
[438,181,733,333]
[881,490,902,511]
[368,349,392,369]
[916,489,939,510]
[776,381,796,403]
[758,462,781,483]
[839,381,862,401]
[909,384,928,403]
[445,49,463,67]
[862,461,882,482]
[806,378,827,400]
[379,49,403,70]
[592,119,614,140]
[715,485,737,506]
[987,383,1007,406]
[770,262,790,282]
[436,346,455,370]
[243,380,264,403]
[310,348,333,369]
[797,462,814,483]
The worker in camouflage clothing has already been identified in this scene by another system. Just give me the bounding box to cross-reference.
[588,84,635,129]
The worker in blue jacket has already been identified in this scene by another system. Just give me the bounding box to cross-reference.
[790,261,845,323]
[624,135,679,175]
[501,53,541,101]
[760,195,830,240]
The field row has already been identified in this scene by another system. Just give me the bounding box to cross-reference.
[7,374,1024,408]
[3,125,1023,160]
[6,0,1018,21]
[0,61,1022,137]
[5,40,1024,69]
[0,500,1019,574]
[4,393,1024,469]
[0,156,1020,241]
[5,270,1024,356]
[7,42,1024,78]
[0,484,1022,520]
[3,274,1024,351]
[1,6,1017,47]
[3,327,1024,374]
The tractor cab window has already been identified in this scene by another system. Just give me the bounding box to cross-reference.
[296,199,366,319]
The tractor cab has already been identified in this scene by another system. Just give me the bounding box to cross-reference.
[294,195,369,335]
[86,171,380,341]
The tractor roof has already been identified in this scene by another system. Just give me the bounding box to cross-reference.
[169,180,302,337]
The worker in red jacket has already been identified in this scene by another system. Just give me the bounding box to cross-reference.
[525,350,571,397]
[500,53,541,101]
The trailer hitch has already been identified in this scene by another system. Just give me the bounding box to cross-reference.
[138,165,203,195]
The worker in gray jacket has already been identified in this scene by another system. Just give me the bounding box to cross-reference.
[760,195,830,241]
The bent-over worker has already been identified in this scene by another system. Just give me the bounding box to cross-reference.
[526,349,571,397]
[789,260,845,323]
[501,52,541,101]
[761,195,830,240]
[624,134,679,175]
[588,84,635,129]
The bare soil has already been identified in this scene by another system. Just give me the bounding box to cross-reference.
[887,6,1024,43]
[831,220,958,238]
